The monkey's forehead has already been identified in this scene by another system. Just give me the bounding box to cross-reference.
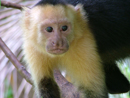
[30,5,74,23]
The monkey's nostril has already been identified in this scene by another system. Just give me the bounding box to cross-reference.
[52,41,59,47]
[52,40,63,47]
[52,42,55,45]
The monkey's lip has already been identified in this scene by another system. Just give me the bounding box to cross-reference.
[49,48,68,55]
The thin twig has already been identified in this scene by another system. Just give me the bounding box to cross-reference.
[0,37,33,85]
[1,1,24,10]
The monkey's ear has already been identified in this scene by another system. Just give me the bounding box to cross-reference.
[22,7,31,16]
[22,7,31,31]
[74,4,86,18]
[74,4,83,12]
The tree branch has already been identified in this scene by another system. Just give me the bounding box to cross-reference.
[0,37,33,85]
[1,1,24,10]
[54,69,80,98]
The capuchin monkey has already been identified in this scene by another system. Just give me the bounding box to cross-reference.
[22,0,130,98]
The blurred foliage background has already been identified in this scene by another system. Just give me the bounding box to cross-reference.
[0,0,130,98]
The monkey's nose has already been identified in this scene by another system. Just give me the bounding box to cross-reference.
[52,40,63,47]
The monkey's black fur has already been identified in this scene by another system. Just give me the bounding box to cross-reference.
[80,0,130,94]
[84,0,130,93]
[39,77,60,98]
[104,63,129,94]
[36,0,130,94]
[35,0,66,6]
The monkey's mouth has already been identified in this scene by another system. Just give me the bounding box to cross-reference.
[48,48,68,55]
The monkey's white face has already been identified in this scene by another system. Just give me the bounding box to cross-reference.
[38,19,72,55]
[25,5,77,55]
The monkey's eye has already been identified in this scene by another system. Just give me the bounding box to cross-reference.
[46,27,53,32]
[62,25,68,31]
